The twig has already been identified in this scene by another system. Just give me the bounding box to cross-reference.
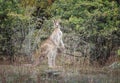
[63,52,82,58]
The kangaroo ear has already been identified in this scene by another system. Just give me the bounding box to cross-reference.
[52,19,56,24]
[53,19,56,28]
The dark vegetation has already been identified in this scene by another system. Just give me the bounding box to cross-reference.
[0,0,120,66]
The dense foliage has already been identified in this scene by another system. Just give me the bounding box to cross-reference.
[48,0,120,64]
[0,0,120,64]
[0,0,23,56]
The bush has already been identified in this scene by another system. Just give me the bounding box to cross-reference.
[48,0,120,65]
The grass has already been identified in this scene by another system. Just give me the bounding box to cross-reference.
[0,55,120,83]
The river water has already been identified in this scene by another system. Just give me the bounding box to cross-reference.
[38,70,120,83]
[0,65,119,83]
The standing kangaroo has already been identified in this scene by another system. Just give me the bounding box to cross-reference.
[33,19,65,68]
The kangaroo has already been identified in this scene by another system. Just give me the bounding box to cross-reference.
[33,19,65,68]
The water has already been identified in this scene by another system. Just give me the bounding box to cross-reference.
[0,65,119,83]
[62,73,119,83]
[39,71,120,83]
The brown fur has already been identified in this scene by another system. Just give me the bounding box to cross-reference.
[32,38,57,66]
[32,19,65,68]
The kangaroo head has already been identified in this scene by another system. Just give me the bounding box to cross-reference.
[53,19,61,28]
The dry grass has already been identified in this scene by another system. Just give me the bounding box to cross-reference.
[0,55,120,83]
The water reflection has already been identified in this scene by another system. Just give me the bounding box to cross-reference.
[0,70,119,83]
[39,71,120,83]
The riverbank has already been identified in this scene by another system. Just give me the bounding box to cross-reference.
[0,64,120,83]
